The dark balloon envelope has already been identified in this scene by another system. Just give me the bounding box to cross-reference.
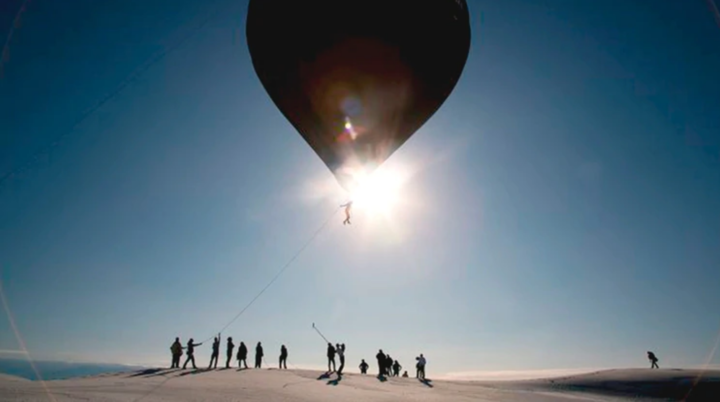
[246,0,471,191]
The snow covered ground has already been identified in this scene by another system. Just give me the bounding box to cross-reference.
[0,367,717,401]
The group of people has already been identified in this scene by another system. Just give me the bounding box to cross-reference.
[326,343,346,374]
[172,337,657,380]
[171,337,428,379]
[370,350,426,379]
[170,337,289,370]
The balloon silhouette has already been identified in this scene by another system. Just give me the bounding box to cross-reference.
[247,0,471,191]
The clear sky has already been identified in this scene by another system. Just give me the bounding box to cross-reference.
[1,0,719,377]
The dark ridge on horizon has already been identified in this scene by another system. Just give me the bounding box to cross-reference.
[0,357,144,381]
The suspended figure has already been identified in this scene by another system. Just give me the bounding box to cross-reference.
[340,201,353,225]
[247,0,471,193]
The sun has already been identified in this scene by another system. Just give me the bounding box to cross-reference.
[299,155,421,231]
[347,165,406,219]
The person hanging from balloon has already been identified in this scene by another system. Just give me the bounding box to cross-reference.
[340,201,353,225]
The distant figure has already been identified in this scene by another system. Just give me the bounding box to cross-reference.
[182,338,203,369]
[226,337,235,368]
[402,370,409,378]
[255,342,264,368]
[647,351,659,369]
[359,359,369,374]
[327,343,337,372]
[279,345,288,369]
[393,360,402,377]
[208,337,220,369]
[237,341,248,369]
[416,354,426,379]
[385,354,393,377]
[170,337,183,368]
[340,201,353,225]
[336,343,346,375]
[376,349,386,376]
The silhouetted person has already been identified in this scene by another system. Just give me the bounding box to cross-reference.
[327,343,336,372]
[385,354,393,377]
[376,349,386,376]
[182,338,203,369]
[359,359,369,374]
[393,360,402,377]
[416,354,426,379]
[647,351,659,369]
[279,345,288,369]
[226,337,235,368]
[170,337,183,368]
[402,370,409,378]
[336,343,346,375]
[237,341,248,369]
[341,201,353,225]
[255,342,264,368]
[208,337,220,369]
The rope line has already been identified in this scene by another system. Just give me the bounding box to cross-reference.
[131,206,340,402]
[202,206,341,343]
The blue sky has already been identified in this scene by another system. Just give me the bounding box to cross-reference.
[1,0,719,377]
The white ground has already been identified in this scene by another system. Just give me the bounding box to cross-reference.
[0,368,717,401]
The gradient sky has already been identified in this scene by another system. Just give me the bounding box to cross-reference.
[1,0,719,377]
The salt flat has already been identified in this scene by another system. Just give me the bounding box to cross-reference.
[0,367,717,401]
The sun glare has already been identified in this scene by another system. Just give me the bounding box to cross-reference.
[349,166,406,218]
[300,153,425,238]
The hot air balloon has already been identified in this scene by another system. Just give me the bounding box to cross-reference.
[246,0,471,192]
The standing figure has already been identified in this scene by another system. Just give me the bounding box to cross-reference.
[376,349,386,376]
[327,343,337,372]
[385,354,393,377]
[416,354,427,379]
[647,351,659,369]
[182,338,203,369]
[336,343,346,375]
[225,337,235,368]
[237,341,248,369]
[393,360,402,377]
[279,345,288,369]
[170,337,183,368]
[255,342,264,368]
[208,337,220,369]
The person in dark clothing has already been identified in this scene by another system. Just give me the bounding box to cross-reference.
[279,345,288,369]
[647,351,659,369]
[359,359,369,374]
[416,354,426,379]
[376,350,386,376]
[336,343,346,375]
[393,360,402,377]
[182,338,203,369]
[385,354,393,377]
[255,342,264,368]
[208,337,220,369]
[170,337,183,368]
[237,341,248,369]
[327,343,337,372]
[225,337,235,368]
